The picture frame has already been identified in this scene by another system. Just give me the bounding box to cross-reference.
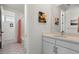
[38,11,47,23]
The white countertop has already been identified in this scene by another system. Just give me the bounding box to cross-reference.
[43,32,79,44]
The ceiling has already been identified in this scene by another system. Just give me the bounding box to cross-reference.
[3,4,24,13]
[59,4,79,10]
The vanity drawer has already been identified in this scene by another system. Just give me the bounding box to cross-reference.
[43,36,55,44]
[56,40,79,52]
[42,41,55,54]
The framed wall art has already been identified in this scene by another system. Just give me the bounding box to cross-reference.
[38,11,47,23]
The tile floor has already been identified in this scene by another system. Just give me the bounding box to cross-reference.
[0,42,26,54]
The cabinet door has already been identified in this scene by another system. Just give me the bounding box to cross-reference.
[42,41,55,54]
[56,40,79,52]
[56,45,78,54]
[43,37,55,44]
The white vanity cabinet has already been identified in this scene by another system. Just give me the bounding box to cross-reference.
[56,40,79,54]
[42,37,56,54]
[56,45,78,54]
[42,41,55,54]
[42,36,79,54]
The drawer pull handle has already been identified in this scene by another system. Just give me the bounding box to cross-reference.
[53,46,58,54]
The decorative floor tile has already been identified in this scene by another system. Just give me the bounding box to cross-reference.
[0,42,26,54]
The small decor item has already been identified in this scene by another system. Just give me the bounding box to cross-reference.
[70,18,78,33]
[38,11,47,23]
[70,19,77,25]
[10,23,13,27]
[55,17,59,25]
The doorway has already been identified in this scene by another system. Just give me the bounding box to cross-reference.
[3,13,16,44]
[0,5,25,54]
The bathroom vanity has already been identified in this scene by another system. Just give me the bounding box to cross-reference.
[42,32,79,54]
[41,4,79,54]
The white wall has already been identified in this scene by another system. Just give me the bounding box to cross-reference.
[27,4,52,54]
[27,4,61,54]
[51,4,61,32]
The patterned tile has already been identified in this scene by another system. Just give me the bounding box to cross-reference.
[0,42,26,54]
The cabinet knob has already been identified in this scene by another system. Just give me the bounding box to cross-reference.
[53,46,58,54]
[55,47,58,54]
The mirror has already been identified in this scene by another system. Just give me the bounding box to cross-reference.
[59,4,79,34]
